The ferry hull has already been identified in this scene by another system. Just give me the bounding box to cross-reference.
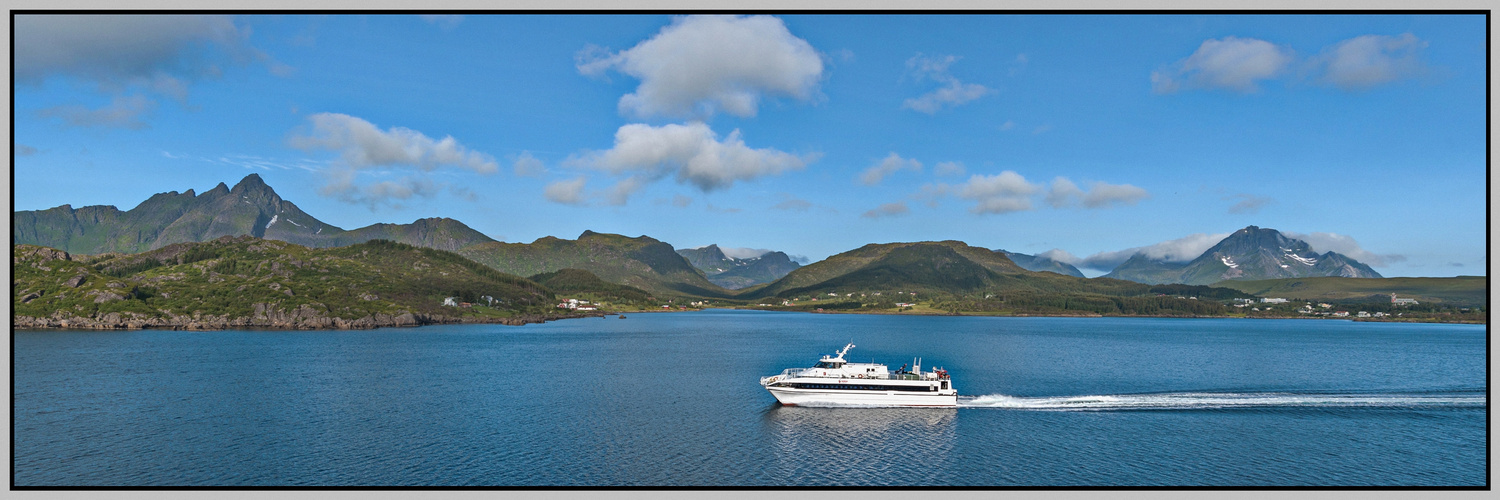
[766,386,958,408]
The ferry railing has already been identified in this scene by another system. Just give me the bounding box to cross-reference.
[768,368,942,381]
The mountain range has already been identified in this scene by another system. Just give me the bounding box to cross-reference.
[1103,226,1383,286]
[14,174,1396,301]
[12,174,496,255]
[995,250,1086,277]
[676,244,802,289]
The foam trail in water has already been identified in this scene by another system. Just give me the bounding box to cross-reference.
[958,391,1486,410]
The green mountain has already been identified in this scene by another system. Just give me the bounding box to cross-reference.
[1212,276,1487,307]
[458,231,731,298]
[13,174,496,254]
[528,268,655,305]
[675,244,802,289]
[1105,226,1384,286]
[996,250,1086,277]
[742,240,1147,299]
[13,238,561,329]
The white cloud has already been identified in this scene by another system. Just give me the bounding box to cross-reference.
[288,113,497,207]
[1078,232,1231,271]
[862,201,910,218]
[513,151,546,177]
[1081,182,1149,208]
[1037,248,1081,265]
[901,54,992,114]
[720,247,773,259]
[1285,231,1400,267]
[933,161,966,177]
[1152,36,1292,93]
[288,113,498,173]
[999,120,1017,131]
[1226,193,1274,214]
[16,14,288,122]
[319,168,450,210]
[956,171,1039,214]
[604,177,647,206]
[1044,177,1084,208]
[38,94,154,129]
[859,153,922,185]
[577,15,824,119]
[672,194,693,207]
[17,144,39,156]
[1312,33,1428,90]
[544,177,588,206]
[572,122,811,194]
[1045,177,1149,209]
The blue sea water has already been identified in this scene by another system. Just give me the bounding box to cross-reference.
[12,310,1488,486]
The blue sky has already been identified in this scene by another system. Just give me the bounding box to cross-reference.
[13,14,1487,277]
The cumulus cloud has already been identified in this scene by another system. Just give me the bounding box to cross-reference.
[603,177,647,206]
[544,177,588,206]
[1226,193,1274,214]
[1285,231,1402,267]
[571,122,811,198]
[287,113,498,208]
[1081,182,1150,208]
[1077,232,1232,271]
[38,94,154,129]
[17,15,288,126]
[1311,33,1428,90]
[862,202,910,218]
[512,151,546,177]
[902,54,992,114]
[933,161,966,177]
[1152,36,1292,93]
[319,168,454,210]
[1044,177,1149,209]
[1044,177,1084,208]
[577,15,824,119]
[288,113,498,173]
[859,153,922,185]
[955,171,1039,214]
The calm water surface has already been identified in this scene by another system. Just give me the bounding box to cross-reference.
[13,310,1487,486]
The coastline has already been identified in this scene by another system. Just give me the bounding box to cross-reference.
[13,304,1482,331]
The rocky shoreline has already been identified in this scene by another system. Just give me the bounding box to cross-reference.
[12,302,604,331]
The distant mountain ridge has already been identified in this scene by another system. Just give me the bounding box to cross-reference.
[12,174,496,254]
[996,250,1086,277]
[458,231,730,298]
[676,244,801,289]
[1103,226,1383,285]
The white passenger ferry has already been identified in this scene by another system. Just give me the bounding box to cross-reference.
[759,343,957,407]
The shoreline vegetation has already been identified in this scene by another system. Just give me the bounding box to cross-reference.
[13,237,1484,332]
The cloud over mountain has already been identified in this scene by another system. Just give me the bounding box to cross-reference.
[571,122,812,198]
[288,113,498,209]
[1075,232,1233,271]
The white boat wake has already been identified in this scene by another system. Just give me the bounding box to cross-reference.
[958,391,1486,410]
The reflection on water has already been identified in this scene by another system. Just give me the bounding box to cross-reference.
[761,405,956,485]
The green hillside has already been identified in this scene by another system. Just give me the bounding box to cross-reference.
[459,231,732,298]
[13,238,562,329]
[1212,276,1488,307]
[529,268,655,305]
